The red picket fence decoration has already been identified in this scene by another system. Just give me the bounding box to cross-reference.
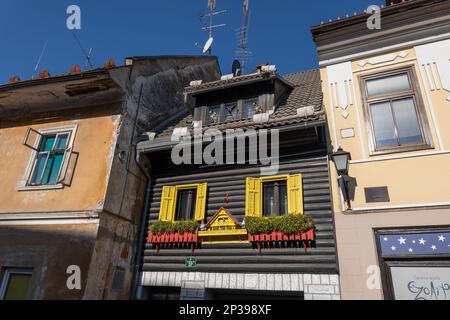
[248,228,315,255]
[148,231,199,254]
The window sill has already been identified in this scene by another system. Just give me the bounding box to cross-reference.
[16,184,64,191]
[369,144,434,157]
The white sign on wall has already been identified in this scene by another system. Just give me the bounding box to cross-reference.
[390,266,450,300]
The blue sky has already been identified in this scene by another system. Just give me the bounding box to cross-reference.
[0,0,384,83]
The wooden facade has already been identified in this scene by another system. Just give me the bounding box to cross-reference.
[137,68,339,299]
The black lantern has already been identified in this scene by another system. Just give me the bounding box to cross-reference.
[330,147,351,176]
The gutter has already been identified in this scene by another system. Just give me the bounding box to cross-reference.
[130,139,151,300]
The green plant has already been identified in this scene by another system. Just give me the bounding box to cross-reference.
[150,220,198,235]
[245,214,313,235]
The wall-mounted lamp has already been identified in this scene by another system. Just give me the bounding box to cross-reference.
[330,147,351,175]
[331,147,352,210]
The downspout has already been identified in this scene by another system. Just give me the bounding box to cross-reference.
[130,142,151,300]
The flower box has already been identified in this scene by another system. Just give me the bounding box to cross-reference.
[147,231,199,254]
[248,228,315,255]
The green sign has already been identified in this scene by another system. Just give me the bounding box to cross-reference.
[185,257,197,268]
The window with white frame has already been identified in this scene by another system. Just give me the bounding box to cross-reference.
[20,125,77,189]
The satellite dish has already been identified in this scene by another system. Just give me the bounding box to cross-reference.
[232,60,242,77]
[203,37,214,53]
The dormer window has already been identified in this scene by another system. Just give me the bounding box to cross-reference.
[203,97,260,125]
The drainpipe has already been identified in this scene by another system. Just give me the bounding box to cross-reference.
[130,141,151,300]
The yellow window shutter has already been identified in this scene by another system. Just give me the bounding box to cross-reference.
[288,174,304,215]
[195,183,208,222]
[245,177,262,217]
[159,186,176,222]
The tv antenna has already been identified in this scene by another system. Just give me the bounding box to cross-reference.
[235,0,252,74]
[196,0,226,55]
[32,40,49,79]
[71,31,94,69]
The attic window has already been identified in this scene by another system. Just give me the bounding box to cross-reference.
[205,97,261,125]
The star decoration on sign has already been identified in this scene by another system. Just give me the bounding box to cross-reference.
[380,232,450,256]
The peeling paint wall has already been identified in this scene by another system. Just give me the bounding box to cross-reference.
[0,106,121,214]
[0,223,98,299]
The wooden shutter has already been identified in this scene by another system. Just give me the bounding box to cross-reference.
[287,174,304,215]
[159,186,176,222]
[245,177,262,217]
[195,183,208,222]
[22,128,42,150]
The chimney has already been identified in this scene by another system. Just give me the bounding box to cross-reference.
[9,76,21,83]
[69,65,81,74]
[39,70,51,79]
[104,59,116,68]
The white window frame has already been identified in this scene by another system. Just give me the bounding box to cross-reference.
[0,268,33,300]
[17,124,78,191]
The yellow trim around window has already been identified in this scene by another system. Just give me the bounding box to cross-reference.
[158,183,208,222]
[245,174,303,217]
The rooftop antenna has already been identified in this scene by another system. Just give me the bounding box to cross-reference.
[235,0,251,74]
[32,40,49,79]
[84,48,93,69]
[196,0,226,55]
[71,31,94,69]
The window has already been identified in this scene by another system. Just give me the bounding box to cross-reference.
[360,67,432,154]
[29,133,69,186]
[208,105,222,125]
[263,180,288,216]
[245,174,303,217]
[205,97,260,125]
[224,102,238,122]
[175,188,197,221]
[0,268,33,300]
[158,183,207,222]
[20,125,77,190]
[242,98,258,119]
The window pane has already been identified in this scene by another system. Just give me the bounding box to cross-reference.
[278,181,288,216]
[45,153,64,185]
[55,134,69,150]
[175,189,197,221]
[30,153,48,184]
[41,135,56,152]
[370,101,398,147]
[243,99,257,119]
[3,273,32,300]
[208,105,221,124]
[392,98,423,145]
[263,183,275,217]
[224,103,238,122]
[366,73,411,97]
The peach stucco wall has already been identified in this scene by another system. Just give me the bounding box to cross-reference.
[0,114,120,213]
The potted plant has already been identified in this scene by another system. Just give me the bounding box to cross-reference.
[148,220,199,253]
[245,215,315,255]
